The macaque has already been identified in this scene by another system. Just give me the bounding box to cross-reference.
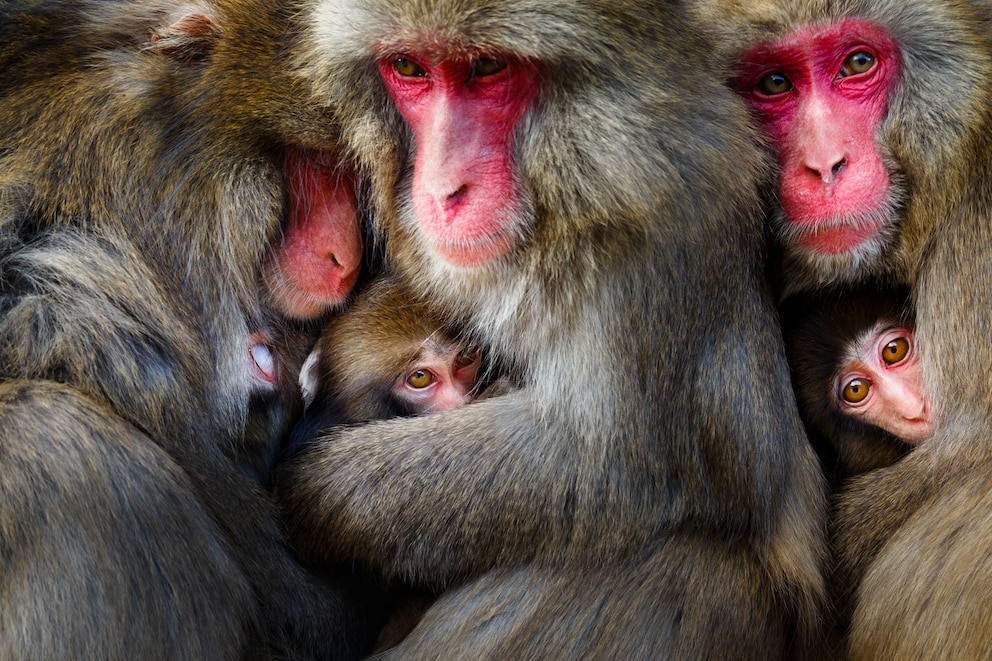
[829,324,929,444]
[277,1,827,658]
[244,320,320,486]
[296,275,512,650]
[0,0,375,657]
[781,286,928,481]
[299,277,488,423]
[695,0,992,656]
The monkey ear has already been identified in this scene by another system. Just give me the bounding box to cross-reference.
[149,13,221,63]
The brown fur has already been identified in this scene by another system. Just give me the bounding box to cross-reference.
[297,275,512,650]
[0,0,376,657]
[301,275,503,424]
[277,1,828,656]
[699,1,992,657]
[307,277,471,421]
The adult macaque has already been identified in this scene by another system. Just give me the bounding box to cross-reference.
[0,0,374,657]
[277,1,827,657]
[698,0,992,656]
[781,286,926,481]
[299,277,490,423]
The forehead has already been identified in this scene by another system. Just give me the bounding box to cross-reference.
[741,17,898,64]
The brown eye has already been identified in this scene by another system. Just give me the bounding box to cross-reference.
[839,50,875,77]
[841,377,871,404]
[406,369,435,389]
[393,57,427,77]
[473,57,506,78]
[881,337,910,365]
[757,72,792,96]
[455,346,479,368]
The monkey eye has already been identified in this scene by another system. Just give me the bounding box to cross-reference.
[472,57,507,78]
[406,368,436,389]
[838,50,875,77]
[881,336,910,365]
[393,57,427,78]
[840,377,872,405]
[755,71,793,97]
[455,346,480,368]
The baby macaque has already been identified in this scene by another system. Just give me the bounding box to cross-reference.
[295,275,510,650]
[781,285,933,479]
[244,321,318,485]
[300,277,494,421]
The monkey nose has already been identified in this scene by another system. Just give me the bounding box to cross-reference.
[804,155,847,185]
[430,184,469,222]
[323,248,361,289]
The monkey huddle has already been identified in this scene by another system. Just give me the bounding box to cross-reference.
[0,0,989,659]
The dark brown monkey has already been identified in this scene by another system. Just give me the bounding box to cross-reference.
[277,1,828,657]
[780,286,924,482]
[0,0,376,657]
[244,317,320,487]
[698,1,992,657]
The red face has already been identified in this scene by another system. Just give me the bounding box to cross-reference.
[377,52,539,268]
[392,344,482,414]
[735,20,901,265]
[834,324,933,445]
[263,148,363,319]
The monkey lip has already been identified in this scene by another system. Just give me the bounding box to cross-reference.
[431,231,516,268]
[791,215,885,255]
[896,416,935,446]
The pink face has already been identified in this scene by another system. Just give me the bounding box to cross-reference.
[263,148,364,319]
[154,10,363,320]
[377,51,539,268]
[735,19,901,259]
[392,344,482,414]
[834,324,933,445]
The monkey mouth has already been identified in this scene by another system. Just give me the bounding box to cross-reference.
[898,416,935,446]
[785,213,887,256]
[430,230,517,268]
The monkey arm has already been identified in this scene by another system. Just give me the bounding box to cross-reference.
[833,427,973,600]
[278,298,821,593]
[279,389,577,586]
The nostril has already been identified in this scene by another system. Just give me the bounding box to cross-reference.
[804,156,847,183]
[431,184,469,218]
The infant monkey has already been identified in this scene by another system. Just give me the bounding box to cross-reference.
[782,285,933,479]
[293,275,500,649]
[300,276,495,421]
